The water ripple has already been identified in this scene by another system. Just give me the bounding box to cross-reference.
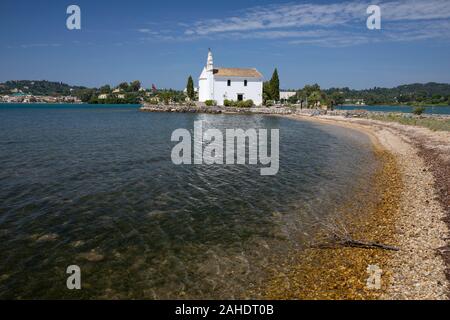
[0,106,378,299]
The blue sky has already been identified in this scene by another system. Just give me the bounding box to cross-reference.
[0,0,449,90]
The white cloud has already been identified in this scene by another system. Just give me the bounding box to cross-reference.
[137,28,160,35]
[17,43,61,49]
[382,0,450,21]
[139,0,450,46]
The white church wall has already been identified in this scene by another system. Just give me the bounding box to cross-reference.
[213,78,263,106]
[198,78,209,102]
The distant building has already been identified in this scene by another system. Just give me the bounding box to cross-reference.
[112,88,121,94]
[117,94,125,99]
[344,98,366,105]
[62,96,81,103]
[280,91,296,100]
[198,49,263,106]
[183,87,198,94]
[98,94,108,99]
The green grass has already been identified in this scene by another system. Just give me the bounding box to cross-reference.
[369,114,450,132]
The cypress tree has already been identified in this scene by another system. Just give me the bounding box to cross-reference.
[270,68,280,101]
[186,75,195,100]
[263,81,272,101]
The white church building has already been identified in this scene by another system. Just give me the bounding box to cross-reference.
[198,49,263,106]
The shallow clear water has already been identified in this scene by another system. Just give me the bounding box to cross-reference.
[336,104,450,115]
[0,104,378,299]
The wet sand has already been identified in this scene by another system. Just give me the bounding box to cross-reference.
[262,114,449,300]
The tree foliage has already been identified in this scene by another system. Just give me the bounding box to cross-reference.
[270,69,280,101]
[186,76,195,100]
[263,68,280,104]
[118,82,129,91]
[0,80,86,96]
[323,82,450,106]
[129,80,141,92]
[100,85,111,94]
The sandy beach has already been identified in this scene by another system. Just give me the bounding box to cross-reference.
[263,114,449,300]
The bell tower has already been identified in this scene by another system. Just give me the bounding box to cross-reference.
[206,48,213,71]
[206,49,214,100]
[199,48,215,102]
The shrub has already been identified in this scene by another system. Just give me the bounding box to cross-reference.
[148,99,159,105]
[223,99,234,107]
[237,99,253,108]
[245,99,254,107]
[265,100,274,107]
[412,106,426,115]
[205,99,216,106]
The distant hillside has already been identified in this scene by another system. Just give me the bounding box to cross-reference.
[394,82,450,96]
[0,80,86,96]
[324,82,450,105]
[2,80,449,106]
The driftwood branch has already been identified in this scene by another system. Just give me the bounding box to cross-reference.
[308,215,400,252]
[340,239,399,251]
[312,237,399,251]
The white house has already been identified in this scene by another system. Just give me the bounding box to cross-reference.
[280,91,296,100]
[198,49,263,106]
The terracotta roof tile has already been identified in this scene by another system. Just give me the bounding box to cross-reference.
[213,68,263,78]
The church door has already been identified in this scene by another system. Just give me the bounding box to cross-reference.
[237,94,243,101]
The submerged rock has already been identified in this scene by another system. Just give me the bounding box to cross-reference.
[80,249,105,262]
[71,240,85,248]
[35,233,59,242]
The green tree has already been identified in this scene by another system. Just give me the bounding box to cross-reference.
[119,82,129,91]
[100,85,111,94]
[269,69,280,101]
[159,91,172,104]
[186,76,195,100]
[288,94,299,104]
[308,91,322,108]
[330,91,345,105]
[303,84,321,97]
[130,80,141,92]
[76,88,96,103]
[263,81,272,103]
[263,81,272,101]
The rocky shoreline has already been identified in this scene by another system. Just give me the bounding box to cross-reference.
[140,103,450,121]
[277,114,450,299]
[140,104,294,114]
[260,145,402,299]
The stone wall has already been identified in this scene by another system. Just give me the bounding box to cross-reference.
[140,104,294,115]
[140,104,449,120]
